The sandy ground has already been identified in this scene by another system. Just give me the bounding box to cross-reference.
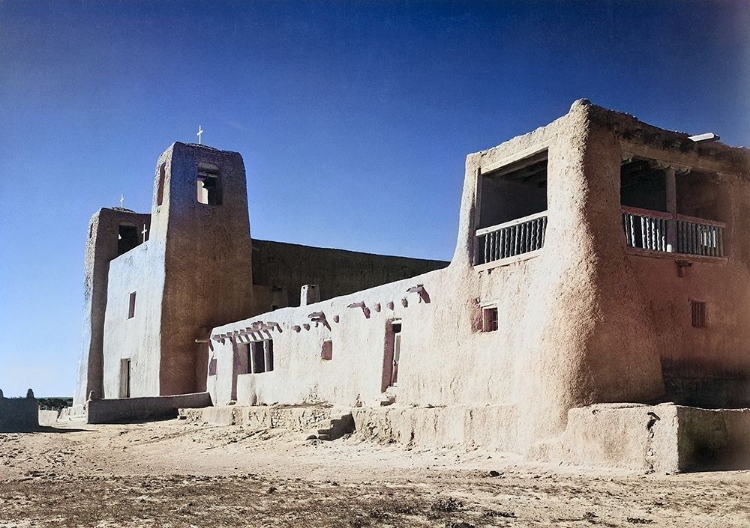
[1,418,749,527]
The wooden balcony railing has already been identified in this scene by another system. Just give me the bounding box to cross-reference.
[475,211,547,266]
[622,206,725,257]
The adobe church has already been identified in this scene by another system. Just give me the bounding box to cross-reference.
[75,100,750,471]
[74,143,447,406]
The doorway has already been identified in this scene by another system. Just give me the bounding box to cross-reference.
[381,320,402,392]
[119,358,131,398]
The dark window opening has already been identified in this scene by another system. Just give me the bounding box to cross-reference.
[677,170,722,221]
[208,358,217,376]
[157,163,166,206]
[265,339,274,372]
[478,150,548,230]
[247,339,274,373]
[475,151,548,265]
[482,307,498,332]
[691,300,707,328]
[118,224,138,255]
[620,159,667,212]
[197,163,222,205]
[621,159,727,257]
[128,292,136,319]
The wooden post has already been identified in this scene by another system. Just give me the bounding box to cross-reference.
[665,166,677,252]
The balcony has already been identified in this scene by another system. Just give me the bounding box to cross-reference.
[474,211,548,266]
[622,206,725,258]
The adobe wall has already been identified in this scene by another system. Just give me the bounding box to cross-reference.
[207,101,671,453]
[534,403,750,472]
[102,242,163,398]
[251,239,448,309]
[87,392,211,424]
[609,121,750,407]
[0,395,39,433]
[457,100,665,444]
[74,208,151,406]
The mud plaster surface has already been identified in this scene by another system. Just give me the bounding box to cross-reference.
[1,419,749,527]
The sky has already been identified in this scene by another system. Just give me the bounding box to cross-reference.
[0,0,748,397]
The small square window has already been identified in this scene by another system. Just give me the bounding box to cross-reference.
[128,292,136,319]
[691,300,706,328]
[482,306,498,332]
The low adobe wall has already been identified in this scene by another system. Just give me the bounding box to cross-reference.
[531,403,750,472]
[0,396,39,432]
[352,405,519,451]
[182,404,350,431]
[87,392,211,424]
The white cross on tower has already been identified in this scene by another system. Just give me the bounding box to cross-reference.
[141,224,148,243]
[197,125,203,145]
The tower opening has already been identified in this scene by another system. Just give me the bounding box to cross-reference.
[197,162,222,205]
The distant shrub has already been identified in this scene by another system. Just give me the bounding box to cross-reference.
[37,397,73,411]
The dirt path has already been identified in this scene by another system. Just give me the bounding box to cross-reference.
[1,419,749,527]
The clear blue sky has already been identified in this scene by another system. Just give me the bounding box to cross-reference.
[0,1,748,397]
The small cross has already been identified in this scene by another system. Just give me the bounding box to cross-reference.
[197,125,203,145]
[120,194,124,208]
[141,224,148,243]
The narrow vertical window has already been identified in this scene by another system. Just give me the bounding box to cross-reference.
[128,292,136,319]
[264,339,274,372]
[691,300,706,328]
[156,163,166,206]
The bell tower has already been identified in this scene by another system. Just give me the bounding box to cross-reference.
[151,142,255,395]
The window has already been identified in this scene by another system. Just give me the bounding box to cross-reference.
[482,306,498,332]
[478,150,548,230]
[128,292,136,319]
[197,162,222,205]
[620,159,726,257]
[156,163,166,206]
[691,300,706,328]
[321,340,333,360]
[208,358,217,376]
[475,150,549,265]
[247,339,274,373]
[118,223,138,256]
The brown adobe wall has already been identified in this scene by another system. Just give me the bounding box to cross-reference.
[158,143,255,395]
[617,152,750,407]
[456,100,665,445]
[251,239,448,309]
